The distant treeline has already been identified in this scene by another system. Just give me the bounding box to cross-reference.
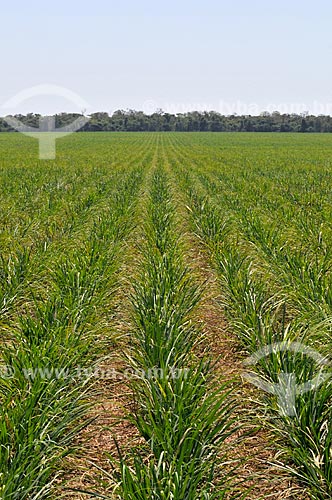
[2,110,332,132]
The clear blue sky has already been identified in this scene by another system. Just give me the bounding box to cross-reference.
[2,0,332,115]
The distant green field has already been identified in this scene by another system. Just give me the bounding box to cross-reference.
[1,132,332,499]
[2,130,332,160]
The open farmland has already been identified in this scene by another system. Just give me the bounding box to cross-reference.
[1,132,332,499]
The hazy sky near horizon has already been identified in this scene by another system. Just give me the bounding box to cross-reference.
[2,0,332,115]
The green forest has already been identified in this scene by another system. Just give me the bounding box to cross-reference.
[2,110,332,132]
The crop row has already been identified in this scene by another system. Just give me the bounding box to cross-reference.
[110,165,239,499]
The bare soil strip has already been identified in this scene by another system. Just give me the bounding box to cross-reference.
[58,258,141,499]
[58,329,139,499]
